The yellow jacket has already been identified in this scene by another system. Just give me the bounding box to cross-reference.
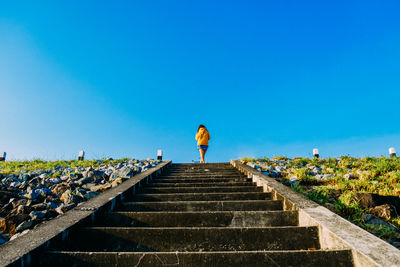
[195,128,211,146]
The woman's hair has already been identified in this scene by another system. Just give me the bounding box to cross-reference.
[197,124,206,132]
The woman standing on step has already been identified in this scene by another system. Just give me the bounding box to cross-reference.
[195,125,211,163]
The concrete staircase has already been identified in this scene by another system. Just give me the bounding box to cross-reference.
[40,163,354,266]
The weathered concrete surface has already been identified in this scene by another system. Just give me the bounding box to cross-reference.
[140,185,263,193]
[94,210,299,227]
[130,192,271,202]
[118,199,284,212]
[40,250,354,267]
[152,177,250,183]
[232,160,400,267]
[50,226,320,252]
[0,161,172,267]
[148,181,255,187]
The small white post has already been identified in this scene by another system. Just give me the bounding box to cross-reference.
[157,150,163,161]
[78,150,85,161]
[0,152,6,161]
[389,147,396,158]
[313,148,319,158]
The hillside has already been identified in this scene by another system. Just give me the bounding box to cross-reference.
[243,156,400,249]
[0,158,159,245]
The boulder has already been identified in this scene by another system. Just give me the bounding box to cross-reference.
[111,178,123,188]
[24,191,40,200]
[15,220,34,233]
[29,211,46,221]
[354,193,400,215]
[55,203,75,214]
[9,229,30,241]
[77,177,94,185]
[16,205,32,215]
[110,166,136,180]
[1,213,30,234]
[90,183,111,192]
[60,190,71,203]
[51,183,69,195]
[368,204,392,220]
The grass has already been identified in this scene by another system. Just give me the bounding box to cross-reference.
[0,158,139,176]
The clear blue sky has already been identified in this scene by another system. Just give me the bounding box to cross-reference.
[1,1,400,162]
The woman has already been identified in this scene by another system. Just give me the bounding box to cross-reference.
[195,124,211,163]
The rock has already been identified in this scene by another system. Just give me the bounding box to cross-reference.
[1,213,30,234]
[368,204,392,220]
[51,183,69,195]
[315,174,333,181]
[0,233,8,245]
[21,174,30,181]
[25,191,40,200]
[73,189,86,199]
[10,181,20,187]
[16,205,32,215]
[37,188,51,197]
[111,178,123,188]
[86,170,104,181]
[85,167,94,172]
[82,183,96,190]
[110,166,136,180]
[11,199,28,209]
[362,213,373,222]
[9,229,30,241]
[77,177,94,185]
[309,166,322,175]
[32,203,51,211]
[29,211,46,220]
[246,162,257,168]
[55,203,75,214]
[105,169,113,176]
[354,193,400,214]
[262,171,270,176]
[50,177,62,184]
[90,183,111,192]
[343,173,356,180]
[60,190,71,203]
[275,166,284,172]
[15,220,33,233]
[366,218,396,230]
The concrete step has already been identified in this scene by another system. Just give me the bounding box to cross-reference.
[50,226,320,252]
[138,186,263,194]
[167,169,240,173]
[152,177,250,183]
[117,200,283,212]
[41,250,354,267]
[146,182,256,187]
[171,163,230,166]
[94,211,298,227]
[166,172,241,175]
[130,192,271,202]
[157,174,246,178]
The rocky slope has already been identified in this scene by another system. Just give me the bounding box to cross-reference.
[0,158,159,246]
[243,156,400,249]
